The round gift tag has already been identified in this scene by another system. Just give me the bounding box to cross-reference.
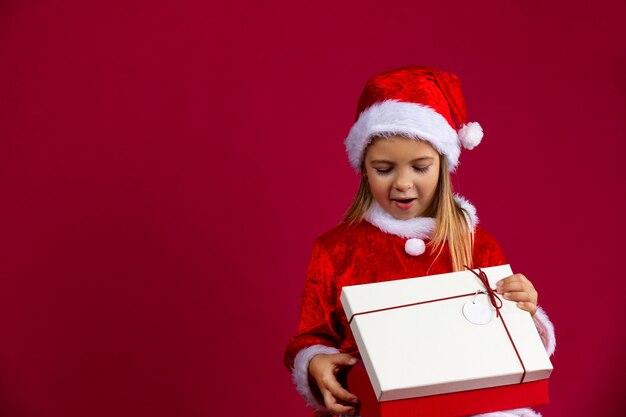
[463,299,493,325]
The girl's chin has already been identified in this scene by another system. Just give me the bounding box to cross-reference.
[391,212,418,220]
[387,208,423,220]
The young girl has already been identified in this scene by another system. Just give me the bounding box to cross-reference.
[284,66,556,417]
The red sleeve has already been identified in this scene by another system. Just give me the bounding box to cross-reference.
[283,238,342,370]
[472,226,508,268]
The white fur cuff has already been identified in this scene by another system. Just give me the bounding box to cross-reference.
[292,344,341,411]
[532,306,556,356]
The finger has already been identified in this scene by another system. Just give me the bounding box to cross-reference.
[517,301,538,315]
[328,402,357,415]
[331,354,358,367]
[496,281,526,294]
[504,285,538,303]
[517,274,536,291]
[514,273,527,281]
[322,389,357,415]
[324,375,359,403]
[495,276,517,291]
[502,291,534,303]
[496,273,532,286]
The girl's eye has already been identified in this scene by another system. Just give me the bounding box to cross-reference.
[413,166,429,173]
[375,168,392,175]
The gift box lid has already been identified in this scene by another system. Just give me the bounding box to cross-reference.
[340,265,553,402]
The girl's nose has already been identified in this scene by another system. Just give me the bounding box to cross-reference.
[393,174,413,191]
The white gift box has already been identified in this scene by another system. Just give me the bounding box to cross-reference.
[340,264,553,402]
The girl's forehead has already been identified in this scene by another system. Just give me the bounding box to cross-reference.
[366,136,439,159]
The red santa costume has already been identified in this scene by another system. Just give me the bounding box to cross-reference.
[283,66,556,417]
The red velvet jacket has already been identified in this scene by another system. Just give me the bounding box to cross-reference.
[284,220,507,371]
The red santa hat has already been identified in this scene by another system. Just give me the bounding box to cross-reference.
[345,66,483,172]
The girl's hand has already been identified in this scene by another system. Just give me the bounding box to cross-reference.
[308,353,359,415]
[496,273,538,316]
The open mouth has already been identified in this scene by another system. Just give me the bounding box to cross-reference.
[392,198,417,210]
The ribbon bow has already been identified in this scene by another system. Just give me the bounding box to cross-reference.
[464,266,503,318]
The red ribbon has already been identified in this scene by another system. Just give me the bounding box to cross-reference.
[347,267,527,384]
[464,266,503,318]
[465,266,526,383]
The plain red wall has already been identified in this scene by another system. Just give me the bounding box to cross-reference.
[1,1,625,416]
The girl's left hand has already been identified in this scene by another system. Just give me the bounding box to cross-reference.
[495,274,538,316]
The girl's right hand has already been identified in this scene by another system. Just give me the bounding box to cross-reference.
[308,353,360,415]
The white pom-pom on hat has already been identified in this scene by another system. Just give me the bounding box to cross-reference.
[404,238,426,256]
[458,122,483,150]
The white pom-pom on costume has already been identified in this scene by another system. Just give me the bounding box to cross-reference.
[405,238,426,256]
[458,122,483,150]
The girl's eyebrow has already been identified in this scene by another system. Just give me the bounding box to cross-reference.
[371,157,435,163]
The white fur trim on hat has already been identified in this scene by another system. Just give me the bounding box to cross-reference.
[292,344,340,412]
[345,100,460,172]
[532,306,556,356]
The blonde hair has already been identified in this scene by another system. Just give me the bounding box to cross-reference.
[343,145,474,272]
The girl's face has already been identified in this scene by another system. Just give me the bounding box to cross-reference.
[364,136,440,220]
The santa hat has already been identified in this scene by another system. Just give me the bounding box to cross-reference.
[345,66,483,172]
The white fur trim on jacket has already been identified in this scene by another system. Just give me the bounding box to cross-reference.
[471,408,542,417]
[345,100,460,172]
[292,344,340,411]
[364,194,478,239]
[364,201,436,239]
[453,193,479,229]
[532,306,556,356]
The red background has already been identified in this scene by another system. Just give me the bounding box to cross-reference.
[1,1,625,416]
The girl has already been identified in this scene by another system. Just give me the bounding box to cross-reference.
[284,66,556,417]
